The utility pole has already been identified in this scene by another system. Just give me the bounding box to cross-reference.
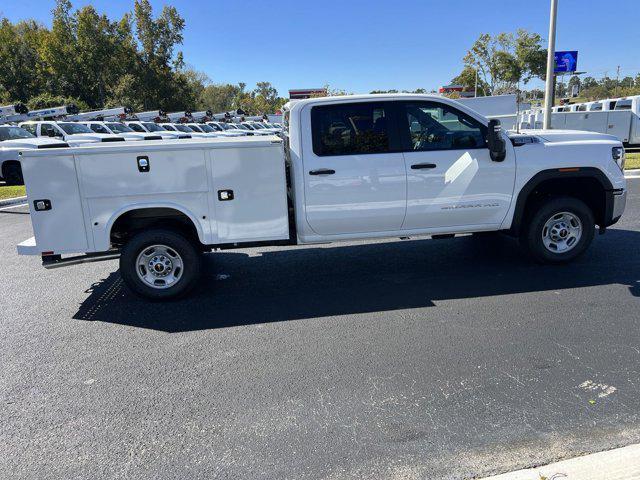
[615,65,620,97]
[543,0,558,129]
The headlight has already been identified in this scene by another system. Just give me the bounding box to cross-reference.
[612,147,625,171]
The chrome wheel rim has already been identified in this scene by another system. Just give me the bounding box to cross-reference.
[136,244,184,289]
[542,211,582,253]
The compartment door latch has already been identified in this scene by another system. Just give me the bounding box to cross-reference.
[33,199,52,211]
[218,190,234,201]
[137,156,150,172]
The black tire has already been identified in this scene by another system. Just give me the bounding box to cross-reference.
[119,229,202,300]
[522,196,595,264]
[2,162,24,186]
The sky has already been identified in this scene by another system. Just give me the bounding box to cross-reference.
[1,0,639,97]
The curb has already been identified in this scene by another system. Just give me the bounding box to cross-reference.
[480,443,640,480]
[625,168,640,175]
[0,196,27,207]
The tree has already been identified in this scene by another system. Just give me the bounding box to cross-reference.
[198,84,241,112]
[450,65,489,96]
[0,18,47,102]
[132,0,186,109]
[27,92,89,111]
[459,29,546,95]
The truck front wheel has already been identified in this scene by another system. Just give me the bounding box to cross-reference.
[523,196,595,264]
[119,229,202,300]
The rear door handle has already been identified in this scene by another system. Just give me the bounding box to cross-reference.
[309,169,336,175]
[411,163,437,170]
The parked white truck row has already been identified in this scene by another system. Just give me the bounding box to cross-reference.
[0,104,283,185]
[16,94,627,300]
[518,95,640,147]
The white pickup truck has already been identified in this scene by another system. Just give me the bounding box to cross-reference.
[0,125,69,185]
[16,94,627,300]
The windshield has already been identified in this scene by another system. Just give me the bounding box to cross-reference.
[162,124,176,131]
[106,122,134,133]
[208,123,222,131]
[174,124,194,133]
[0,126,36,141]
[142,122,165,132]
[251,123,266,129]
[198,124,215,133]
[225,124,238,129]
[58,122,92,134]
[240,124,254,130]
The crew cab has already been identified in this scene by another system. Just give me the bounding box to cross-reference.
[20,121,127,144]
[0,125,68,185]
[16,94,627,300]
[82,121,163,141]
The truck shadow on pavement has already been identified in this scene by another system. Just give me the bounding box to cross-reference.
[73,229,640,332]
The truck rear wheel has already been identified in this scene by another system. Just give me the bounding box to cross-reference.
[522,196,594,264]
[119,229,202,300]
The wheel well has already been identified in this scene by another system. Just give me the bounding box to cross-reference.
[1,160,20,177]
[516,176,607,233]
[110,208,201,247]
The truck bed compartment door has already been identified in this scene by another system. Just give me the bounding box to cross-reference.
[21,154,89,253]
[211,145,289,243]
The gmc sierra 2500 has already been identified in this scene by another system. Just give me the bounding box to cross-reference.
[17,94,627,299]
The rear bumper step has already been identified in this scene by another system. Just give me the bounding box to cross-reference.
[42,251,120,269]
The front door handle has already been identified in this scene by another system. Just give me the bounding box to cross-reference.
[411,163,437,170]
[309,169,336,175]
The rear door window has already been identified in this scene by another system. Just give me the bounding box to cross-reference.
[89,124,110,134]
[41,123,58,137]
[310,102,392,156]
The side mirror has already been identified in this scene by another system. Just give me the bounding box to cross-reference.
[487,119,506,162]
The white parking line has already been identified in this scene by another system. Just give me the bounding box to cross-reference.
[0,202,28,211]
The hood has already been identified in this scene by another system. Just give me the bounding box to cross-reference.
[0,137,67,150]
[515,129,621,144]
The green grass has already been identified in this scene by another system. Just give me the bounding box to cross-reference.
[0,185,26,200]
[626,153,640,170]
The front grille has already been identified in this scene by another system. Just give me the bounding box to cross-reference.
[38,143,69,149]
[101,137,125,142]
[144,135,163,140]
[178,135,192,139]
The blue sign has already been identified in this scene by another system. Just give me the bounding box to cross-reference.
[554,51,578,73]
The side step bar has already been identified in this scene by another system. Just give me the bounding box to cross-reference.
[42,251,120,269]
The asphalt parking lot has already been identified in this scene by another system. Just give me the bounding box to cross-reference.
[1,179,639,480]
